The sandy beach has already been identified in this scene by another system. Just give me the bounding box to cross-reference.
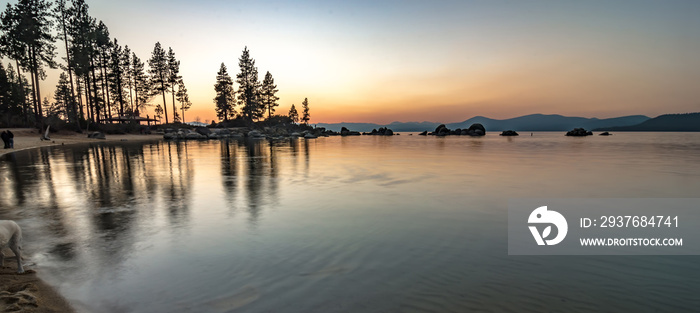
[0,128,162,158]
[0,128,162,312]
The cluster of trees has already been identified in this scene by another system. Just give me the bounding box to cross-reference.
[0,0,192,128]
[214,47,310,125]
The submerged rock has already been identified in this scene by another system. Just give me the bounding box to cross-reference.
[599,131,612,136]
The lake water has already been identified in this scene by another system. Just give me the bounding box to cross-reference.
[1,132,700,312]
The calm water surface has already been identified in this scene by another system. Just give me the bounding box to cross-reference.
[1,132,699,312]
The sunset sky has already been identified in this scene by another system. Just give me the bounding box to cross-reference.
[8,0,700,124]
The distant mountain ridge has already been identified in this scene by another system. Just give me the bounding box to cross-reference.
[316,114,650,132]
[594,113,700,131]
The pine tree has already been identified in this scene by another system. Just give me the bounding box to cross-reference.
[301,97,310,125]
[122,45,133,113]
[260,71,279,119]
[167,47,181,122]
[53,0,78,125]
[148,42,170,124]
[214,62,235,122]
[130,52,149,112]
[66,0,93,123]
[108,38,127,117]
[94,20,111,121]
[154,103,163,124]
[176,79,191,122]
[236,46,261,123]
[53,72,74,121]
[3,0,57,125]
[288,104,299,124]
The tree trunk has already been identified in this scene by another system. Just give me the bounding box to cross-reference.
[90,61,101,123]
[84,75,93,122]
[100,51,112,121]
[171,85,177,123]
[60,15,79,127]
[13,60,29,126]
[161,78,169,124]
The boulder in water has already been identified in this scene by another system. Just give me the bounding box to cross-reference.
[500,130,519,136]
[566,128,593,136]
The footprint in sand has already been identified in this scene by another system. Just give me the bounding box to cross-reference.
[0,283,39,312]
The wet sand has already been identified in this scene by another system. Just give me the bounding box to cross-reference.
[0,261,74,313]
[0,128,162,158]
[0,128,162,312]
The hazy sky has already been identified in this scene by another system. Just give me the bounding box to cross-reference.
[9,0,700,124]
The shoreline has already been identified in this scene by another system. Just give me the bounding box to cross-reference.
[0,128,161,312]
[0,128,162,158]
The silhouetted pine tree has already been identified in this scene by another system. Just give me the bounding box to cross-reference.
[2,0,57,126]
[176,79,191,122]
[148,42,170,124]
[67,0,95,123]
[236,46,262,123]
[214,62,235,122]
[122,45,133,113]
[167,47,181,122]
[154,103,163,124]
[301,98,310,125]
[53,72,74,121]
[108,38,127,117]
[94,20,111,121]
[288,104,299,124]
[53,0,78,125]
[260,71,279,119]
[130,52,149,112]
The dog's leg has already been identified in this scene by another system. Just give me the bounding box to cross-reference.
[9,244,24,274]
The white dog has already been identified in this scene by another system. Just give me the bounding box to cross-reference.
[0,220,24,273]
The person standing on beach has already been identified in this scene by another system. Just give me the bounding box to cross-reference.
[7,130,13,148]
[1,131,8,149]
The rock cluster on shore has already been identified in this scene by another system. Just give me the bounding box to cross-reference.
[419,123,486,136]
[162,125,399,141]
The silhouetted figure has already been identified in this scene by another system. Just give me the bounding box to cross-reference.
[1,131,8,149]
[7,130,13,148]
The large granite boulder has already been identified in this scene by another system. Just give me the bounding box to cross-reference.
[434,124,450,136]
[500,130,519,136]
[418,131,428,136]
[467,123,486,136]
[599,131,612,136]
[566,128,593,136]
